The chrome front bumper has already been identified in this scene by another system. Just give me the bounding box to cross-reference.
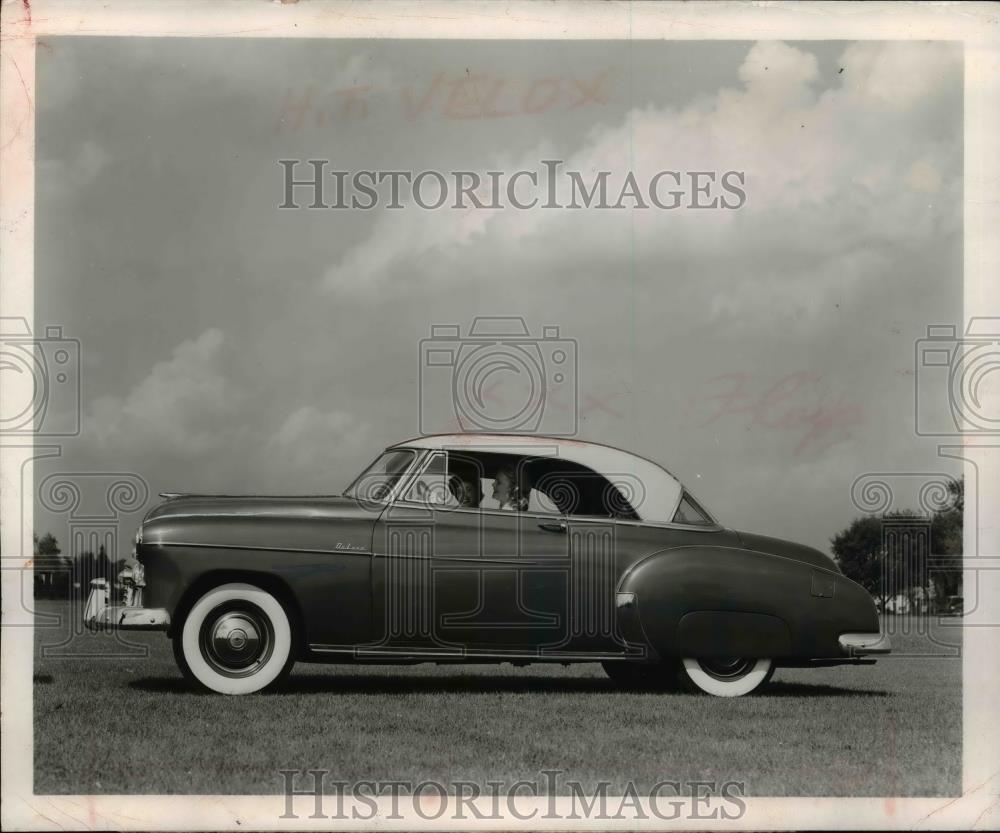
[84,578,171,632]
[838,631,892,657]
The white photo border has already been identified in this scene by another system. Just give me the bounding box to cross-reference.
[1,1,997,830]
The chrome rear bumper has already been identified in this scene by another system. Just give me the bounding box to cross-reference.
[84,579,170,632]
[838,631,891,657]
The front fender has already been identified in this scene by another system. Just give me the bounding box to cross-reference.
[618,545,879,659]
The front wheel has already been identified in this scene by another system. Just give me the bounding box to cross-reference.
[679,657,774,697]
[174,583,294,694]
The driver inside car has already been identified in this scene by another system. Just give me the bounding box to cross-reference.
[447,471,482,508]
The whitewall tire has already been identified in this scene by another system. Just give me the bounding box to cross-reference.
[176,583,294,695]
[680,657,774,697]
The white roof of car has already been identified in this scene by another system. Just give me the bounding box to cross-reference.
[389,434,688,524]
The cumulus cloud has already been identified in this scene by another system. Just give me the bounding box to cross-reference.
[83,329,369,492]
[322,40,961,334]
[263,406,370,492]
[86,328,242,458]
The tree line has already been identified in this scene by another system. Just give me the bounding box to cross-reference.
[831,478,962,614]
[32,533,129,600]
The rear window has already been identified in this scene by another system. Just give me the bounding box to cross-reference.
[672,492,714,526]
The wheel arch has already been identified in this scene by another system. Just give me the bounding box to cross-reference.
[617,544,805,659]
[169,569,305,654]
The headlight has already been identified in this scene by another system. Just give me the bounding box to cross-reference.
[118,560,145,587]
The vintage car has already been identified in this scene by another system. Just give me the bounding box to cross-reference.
[85,433,889,696]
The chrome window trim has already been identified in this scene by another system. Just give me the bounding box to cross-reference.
[395,449,451,506]
[390,448,648,522]
[387,447,722,531]
[614,517,724,533]
[382,448,432,505]
[666,489,719,528]
[343,448,424,505]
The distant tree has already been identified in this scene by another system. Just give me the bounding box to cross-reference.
[33,532,71,598]
[832,478,963,612]
[831,511,924,611]
[930,477,963,602]
[831,515,886,607]
[96,544,111,578]
[72,549,95,600]
[36,532,61,555]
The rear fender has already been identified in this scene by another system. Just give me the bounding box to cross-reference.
[618,546,878,659]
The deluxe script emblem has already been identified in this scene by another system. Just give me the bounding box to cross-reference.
[335,541,367,552]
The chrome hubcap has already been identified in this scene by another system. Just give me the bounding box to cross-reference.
[211,614,261,666]
[199,604,274,677]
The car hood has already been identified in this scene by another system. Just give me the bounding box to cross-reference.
[735,530,839,573]
[139,493,385,555]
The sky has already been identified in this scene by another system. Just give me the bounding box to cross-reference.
[33,37,963,556]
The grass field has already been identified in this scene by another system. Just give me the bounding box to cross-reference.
[32,601,961,796]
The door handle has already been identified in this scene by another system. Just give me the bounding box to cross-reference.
[538,521,567,534]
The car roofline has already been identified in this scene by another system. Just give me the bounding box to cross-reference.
[385,433,718,524]
[388,432,679,478]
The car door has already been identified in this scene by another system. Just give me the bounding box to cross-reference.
[370,451,572,654]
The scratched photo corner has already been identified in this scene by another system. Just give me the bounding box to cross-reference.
[23,32,967,805]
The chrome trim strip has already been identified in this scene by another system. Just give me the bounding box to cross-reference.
[420,554,568,566]
[144,510,362,523]
[147,540,567,565]
[614,518,724,532]
[146,541,558,565]
[308,644,634,661]
[146,541,373,557]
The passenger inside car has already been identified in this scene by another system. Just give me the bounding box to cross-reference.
[492,462,530,511]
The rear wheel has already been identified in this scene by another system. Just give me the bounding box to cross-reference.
[601,659,680,690]
[679,657,774,697]
[173,583,294,694]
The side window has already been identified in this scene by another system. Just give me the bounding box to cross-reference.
[531,462,640,520]
[402,452,484,510]
[402,453,457,507]
[672,492,714,526]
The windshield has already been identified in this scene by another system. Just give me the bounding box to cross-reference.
[343,449,417,501]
